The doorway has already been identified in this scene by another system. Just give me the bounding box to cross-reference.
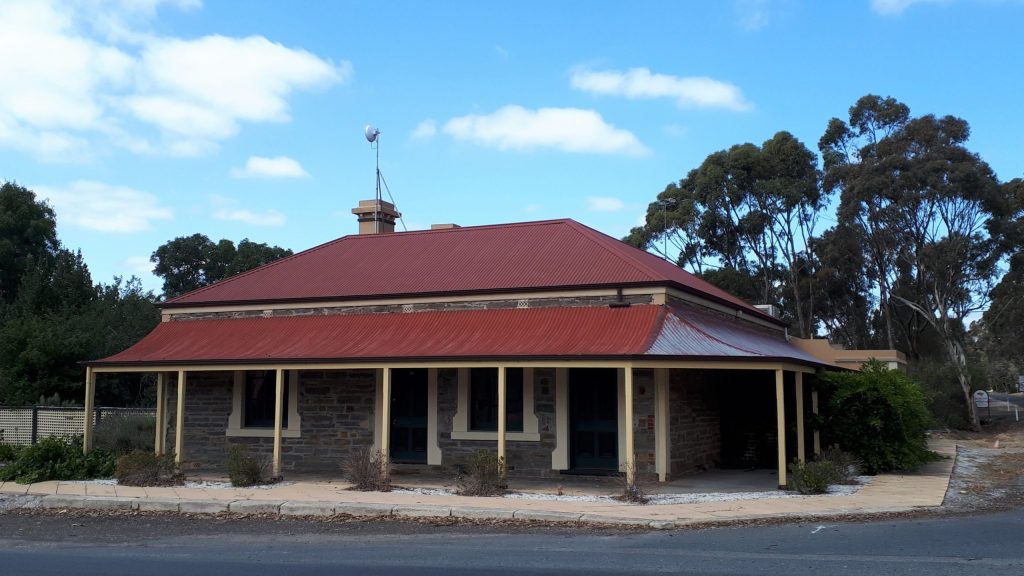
[389,368,428,463]
[569,368,618,472]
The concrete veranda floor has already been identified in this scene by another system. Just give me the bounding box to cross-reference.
[0,438,957,526]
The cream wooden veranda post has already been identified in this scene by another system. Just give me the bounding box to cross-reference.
[775,368,787,489]
[380,368,392,472]
[83,367,96,454]
[796,372,805,464]
[272,368,284,478]
[654,368,669,482]
[497,366,507,471]
[154,373,166,456]
[812,388,821,456]
[624,364,635,485]
[174,370,186,465]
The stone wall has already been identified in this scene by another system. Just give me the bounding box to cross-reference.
[165,369,376,473]
[169,294,654,321]
[668,369,721,478]
[630,369,657,477]
[436,368,559,478]
[164,371,232,470]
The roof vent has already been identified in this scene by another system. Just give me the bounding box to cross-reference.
[430,223,460,230]
[754,304,781,319]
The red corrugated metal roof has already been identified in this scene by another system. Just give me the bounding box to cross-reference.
[90,304,821,367]
[163,219,771,321]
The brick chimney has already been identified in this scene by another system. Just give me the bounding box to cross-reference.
[351,199,401,235]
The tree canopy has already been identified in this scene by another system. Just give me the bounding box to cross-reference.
[629,94,1021,429]
[151,235,292,299]
[0,184,161,406]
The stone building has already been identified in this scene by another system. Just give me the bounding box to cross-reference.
[85,200,831,487]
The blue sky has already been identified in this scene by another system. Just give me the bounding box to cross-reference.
[2,0,1022,293]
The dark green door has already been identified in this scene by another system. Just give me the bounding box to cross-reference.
[569,368,618,471]
[390,368,428,463]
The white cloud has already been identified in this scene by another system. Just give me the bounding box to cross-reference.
[524,203,544,213]
[127,34,348,150]
[870,0,949,15]
[0,0,349,159]
[587,196,626,212]
[214,208,286,226]
[570,67,751,111]
[231,155,310,178]
[210,194,286,226]
[443,105,648,156]
[121,255,155,275]
[36,180,173,233]
[410,119,437,140]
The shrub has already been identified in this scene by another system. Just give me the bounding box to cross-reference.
[94,414,156,455]
[343,447,391,492]
[614,457,649,504]
[455,450,507,496]
[788,447,861,494]
[115,450,184,487]
[0,443,21,464]
[0,436,116,484]
[226,445,271,487]
[788,460,838,494]
[819,446,861,484]
[820,361,936,473]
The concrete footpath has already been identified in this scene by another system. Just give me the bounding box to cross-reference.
[0,439,956,529]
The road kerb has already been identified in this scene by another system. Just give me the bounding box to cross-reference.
[280,501,336,516]
[178,500,228,514]
[40,495,133,511]
[135,498,181,512]
[228,500,284,514]
[512,510,582,523]
[450,507,516,520]
[334,502,394,517]
[392,505,451,518]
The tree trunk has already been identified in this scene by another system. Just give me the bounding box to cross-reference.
[947,336,981,431]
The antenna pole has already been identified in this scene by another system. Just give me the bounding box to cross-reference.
[374,134,381,234]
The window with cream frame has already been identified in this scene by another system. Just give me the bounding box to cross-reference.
[452,367,539,441]
[227,369,301,438]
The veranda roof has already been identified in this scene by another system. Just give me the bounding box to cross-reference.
[89,304,823,368]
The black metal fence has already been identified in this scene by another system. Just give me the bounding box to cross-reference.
[0,406,155,446]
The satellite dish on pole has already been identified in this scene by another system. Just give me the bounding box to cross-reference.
[364,124,379,143]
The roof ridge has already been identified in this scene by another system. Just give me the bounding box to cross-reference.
[562,220,665,282]
[164,219,576,305]
[342,218,574,242]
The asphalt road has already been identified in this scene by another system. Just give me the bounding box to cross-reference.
[1,510,1023,575]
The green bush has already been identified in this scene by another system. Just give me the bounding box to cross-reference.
[94,414,156,455]
[343,447,391,492]
[788,448,860,494]
[908,360,971,429]
[226,444,271,487]
[819,446,861,484]
[0,443,22,464]
[0,436,116,484]
[115,450,183,487]
[788,460,838,494]
[821,361,936,473]
[455,450,507,496]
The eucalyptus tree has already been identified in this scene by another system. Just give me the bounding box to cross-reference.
[822,95,1010,429]
[627,132,825,337]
